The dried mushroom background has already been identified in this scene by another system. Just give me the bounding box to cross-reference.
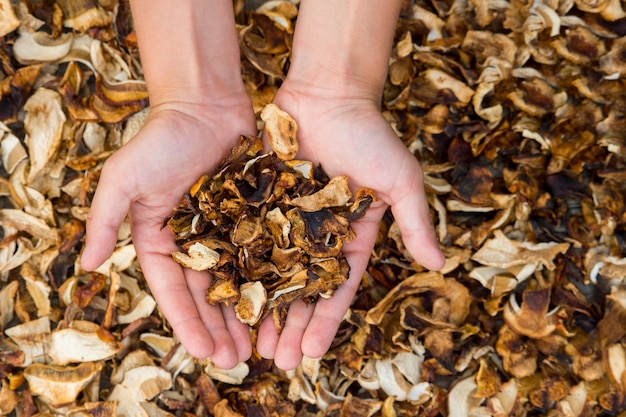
[1,0,626,416]
[166,104,375,330]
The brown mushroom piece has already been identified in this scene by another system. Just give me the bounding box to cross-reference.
[12,29,73,65]
[260,103,298,160]
[288,176,352,212]
[366,271,445,325]
[551,26,606,65]
[24,362,102,408]
[0,0,19,37]
[503,287,558,339]
[59,0,112,32]
[507,78,567,117]
[495,325,538,378]
[599,36,626,78]
[234,281,267,326]
[48,321,123,366]
[107,365,172,417]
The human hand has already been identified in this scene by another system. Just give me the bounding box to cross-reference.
[81,98,257,368]
[255,84,445,370]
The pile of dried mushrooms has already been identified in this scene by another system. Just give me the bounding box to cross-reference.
[1,0,626,416]
[167,104,375,330]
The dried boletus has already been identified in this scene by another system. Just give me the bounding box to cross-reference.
[167,104,375,330]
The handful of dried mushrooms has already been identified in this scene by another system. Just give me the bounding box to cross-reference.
[166,104,375,329]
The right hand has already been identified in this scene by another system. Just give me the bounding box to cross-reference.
[81,96,257,368]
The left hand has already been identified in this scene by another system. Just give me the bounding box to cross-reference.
[255,83,445,370]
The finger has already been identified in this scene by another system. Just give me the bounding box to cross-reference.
[81,162,133,271]
[256,315,280,359]
[131,219,218,360]
[272,299,316,370]
[184,268,243,368]
[300,209,383,359]
[388,164,445,271]
[220,303,253,363]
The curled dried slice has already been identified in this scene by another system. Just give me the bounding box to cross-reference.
[235,281,267,326]
[289,176,352,211]
[172,242,220,271]
[24,362,102,407]
[260,103,298,160]
[13,30,73,64]
[0,0,18,37]
[48,323,122,366]
[503,288,557,339]
[206,277,240,306]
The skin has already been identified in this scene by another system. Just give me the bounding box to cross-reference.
[82,0,445,370]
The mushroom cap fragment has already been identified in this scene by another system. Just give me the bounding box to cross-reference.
[24,362,102,407]
[235,281,267,326]
[107,366,172,417]
[0,0,19,37]
[48,325,123,366]
[472,230,569,270]
[260,103,298,160]
[5,316,51,366]
[503,288,557,339]
[172,242,220,271]
[288,176,352,212]
[0,280,18,331]
[13,29,73,64]
[23,88,67,183]
[366,271,445,325]
[1,133,28,175]
[204,361,250,385]
[447,377,481,417]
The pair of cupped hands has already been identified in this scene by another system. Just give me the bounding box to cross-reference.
[80,79,445,371]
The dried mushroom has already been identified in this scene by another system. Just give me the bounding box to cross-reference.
[167,104,375,329]
[48,321,123,366]
[0,0,19,37]
[23,362,102,407]
[107,365,172,417]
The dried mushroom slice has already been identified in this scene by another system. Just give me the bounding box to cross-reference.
[0,0,18,37]
[235,281,267,326]
[288,176,352,212]
[260,103,298,160]
[13,29,73,64]
[106,365,172,417]
[206,277,240,306]
[24,362,102,407]
[503,287,558,339]
[172,242,220,271]
[48,322,123,366]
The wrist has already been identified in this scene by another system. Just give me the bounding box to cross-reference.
[285,0,401,102]
[130,0,246,106]
[284,58,384,103]
[147,78,249,110]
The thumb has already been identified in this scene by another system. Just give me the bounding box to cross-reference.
[81,165,132,271]
[389,164,445,271]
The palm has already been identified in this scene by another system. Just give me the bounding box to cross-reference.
[256,91,444,369]
[83,104,257,368]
